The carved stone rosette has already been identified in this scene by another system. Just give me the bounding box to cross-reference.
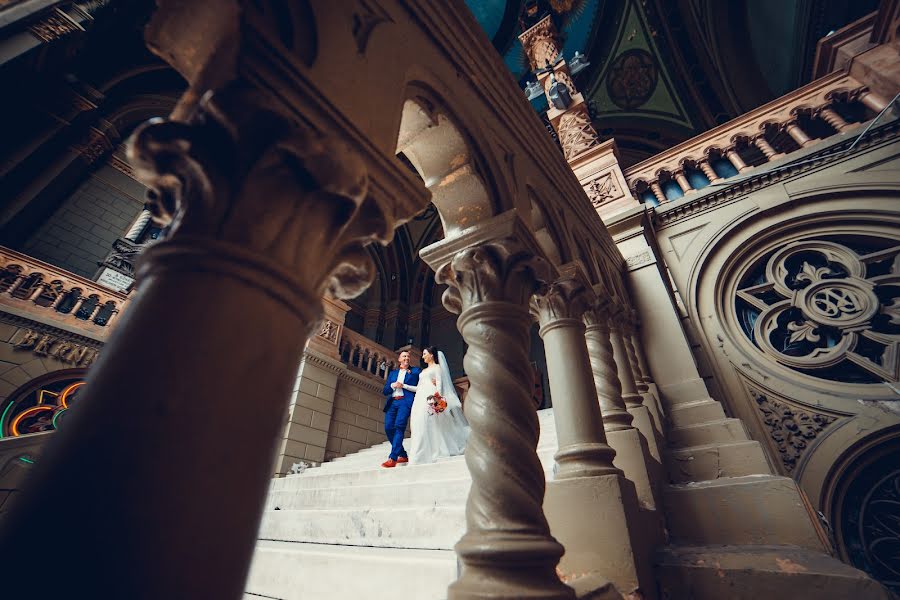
[583,298,634,432]
[438,239,574,600]
[531,276,618,479]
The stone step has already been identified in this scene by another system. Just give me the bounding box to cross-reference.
[656,545,891,599]
[667,418,749,448]
[666,400,725,429]
[665,440,772,483]
[265,476,472,510]
[246,540,457,600]
[258,505,467,549]
[274,448,557,491]
[663,475,826,551]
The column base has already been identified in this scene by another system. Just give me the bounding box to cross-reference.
[544,474,660,599]
[627,405,662,464]
[607,427,660,509]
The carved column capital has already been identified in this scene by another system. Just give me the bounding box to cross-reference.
[530,277,594,331]
[582,295,614,328]
[438,238,553,315]
[128,87,391,331]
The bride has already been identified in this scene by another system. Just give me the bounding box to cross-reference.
[409,347,469,464]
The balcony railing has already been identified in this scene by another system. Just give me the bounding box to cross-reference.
[338,328,400,382]
[624,72,891,205]
[0,246,130,339]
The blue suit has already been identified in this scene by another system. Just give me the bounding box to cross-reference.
[382,367,420,460]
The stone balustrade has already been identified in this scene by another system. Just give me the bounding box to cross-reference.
[0,245,130,339]
[338,328,399,381]
[624,71,890,205]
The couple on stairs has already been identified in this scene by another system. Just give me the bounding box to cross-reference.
[380,347,469,467]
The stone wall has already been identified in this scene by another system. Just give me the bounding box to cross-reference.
[325,371,388,462]
[22,165,145,279]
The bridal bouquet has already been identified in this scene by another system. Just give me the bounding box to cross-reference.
[426,391,447,415]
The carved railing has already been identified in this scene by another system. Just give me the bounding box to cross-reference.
[338,328,399,382]
[624,72,891,205]
[0,246,130,339]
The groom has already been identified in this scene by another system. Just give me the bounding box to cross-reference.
[381,350,420,468]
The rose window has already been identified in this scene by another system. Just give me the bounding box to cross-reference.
[735,237,900,385]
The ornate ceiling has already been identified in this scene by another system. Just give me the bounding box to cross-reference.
[465,0,879,167]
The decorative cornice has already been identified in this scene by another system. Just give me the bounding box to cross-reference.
[300,349,344,375]
[654,119,900,228]
[337,368,384,393]
[0,312,104,349]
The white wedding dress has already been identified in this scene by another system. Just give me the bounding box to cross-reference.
[409,352,469,464]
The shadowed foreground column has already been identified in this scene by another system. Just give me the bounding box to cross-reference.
[0,89,390,599]
[425,216,574,600]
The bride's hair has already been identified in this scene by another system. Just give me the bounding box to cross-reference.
[426,346,440,364]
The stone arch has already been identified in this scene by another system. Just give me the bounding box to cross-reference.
[394,85,503,238]
[820,427,900,596]
[527,187,567,266]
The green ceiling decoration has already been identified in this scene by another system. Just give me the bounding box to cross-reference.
[586,0,693,129]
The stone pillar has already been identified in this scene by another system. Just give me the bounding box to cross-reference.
[531,270,658,597]
[858,89,889,113]
[0,88,393,599]
[609,303,662,465]
[124,209,154,242]
[4,274,25,296]
[650,182,666,204]
[818,106,852,131]
[753,135,782,160]
[424,216,574,600]
[698,159,721,183]
[673,170,692,194]
[530,270,618,479]
[624,310,665,436]
[785,119,815,147]
[725,148,750,172]
[583,296,660,510]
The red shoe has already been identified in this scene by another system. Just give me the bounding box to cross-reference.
[396,457,409,464]
[381,459,397,468]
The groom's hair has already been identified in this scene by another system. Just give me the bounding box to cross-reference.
[427,346,440,364]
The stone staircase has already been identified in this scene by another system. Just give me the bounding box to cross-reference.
[245,410,560,600]
[245,402,889,599]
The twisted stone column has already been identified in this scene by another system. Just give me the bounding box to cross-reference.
[754,135,782,160]
[437,235,574,600]
[582,299,632,432]
[0,88,393,599]
[818,106,851,131]
[584,297,659,509]
[699,159,721,183]
[624,309,665,435]
[531,274,618,480]
[650,182,666,204]
[609,303,662,463]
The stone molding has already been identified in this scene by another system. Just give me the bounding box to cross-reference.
[0,312,104,349]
